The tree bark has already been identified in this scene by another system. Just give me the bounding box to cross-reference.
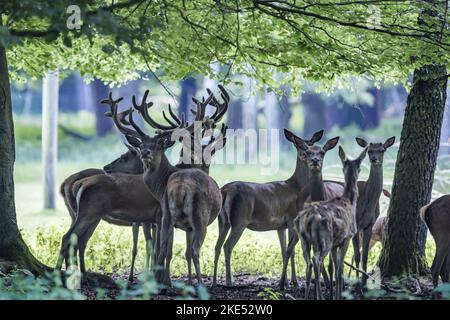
[42,71,59,209]
[302,92,327,137]
[378,64,448,277]
[179,77,197,123]
[0,44,48,273]
[92,78,114,137]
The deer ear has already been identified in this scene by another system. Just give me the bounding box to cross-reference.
[309,129,324,144]
[383,136,396,149]
[293,136,309,151]
[125,135,141,148]
[323,136,340,152]
[358,146,369,162]
[355,137,368,148]
[338,145,347,162]
[283,128,296,143]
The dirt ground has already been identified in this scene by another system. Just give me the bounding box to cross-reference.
[81,272,437,300]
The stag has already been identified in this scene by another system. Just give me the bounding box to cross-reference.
[56,88,227,281]
[420,195,450,287]
[111,86,228,286]
[352,136,395,285]
[296,145,367,300]
[212,128,326,287]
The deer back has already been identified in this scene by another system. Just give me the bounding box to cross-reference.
[165,168,222,230]
[73,173,160,223]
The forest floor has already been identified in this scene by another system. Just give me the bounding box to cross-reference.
[80,272,437,300]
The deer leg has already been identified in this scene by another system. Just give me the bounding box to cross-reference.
[56,224,77,270]
[156,214,174,286]
[337,240,350,300]
[213,217,230,287]
[432,239,450,287]
[288,228,298,287]
[440,254,449,283]
[301,239,312,300]
[185,231,193,285]
[224,227,245,286]
[129,223,140,281]
[361,225,373,287]
[331,248,338,301]
[312,250,323,300]
[352,233,361,279]
[78,221,100,273]
[277,229,289,288]
[327,256,334,300]
[279,232,299,290]
[142,222,153,274]
[192,227,207,285]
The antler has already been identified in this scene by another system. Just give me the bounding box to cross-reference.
[101,92,142,139]
[132,90,184,131]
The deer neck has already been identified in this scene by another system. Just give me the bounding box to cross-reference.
[343,169,359,205]
[309,171,325,201]
[363,164,383,206]
[143,154,178,201]
[288,157,309,189]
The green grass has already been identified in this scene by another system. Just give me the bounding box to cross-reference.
[11,112,450,279]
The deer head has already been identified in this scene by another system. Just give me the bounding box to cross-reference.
[283,129,324,163]
[294,135,340,173]
[103,147,143,174]
[355,136,395,166]
[338,145,368,178]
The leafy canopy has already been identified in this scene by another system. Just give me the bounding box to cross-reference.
[0,0,448,89]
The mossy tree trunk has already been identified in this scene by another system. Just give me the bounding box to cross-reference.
[0,44,48,274]
[378,64,448,277]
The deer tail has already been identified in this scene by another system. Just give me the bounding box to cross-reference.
[419,202,432,226]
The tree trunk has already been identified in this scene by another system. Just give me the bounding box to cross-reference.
[277,86,292,149]
[42,71,59,209]
[179,77,197,123]
[227,98,243,129]
[378,64,448,277]
[92,78,114,137]
[0,44,48,273]
[302,92,327,137]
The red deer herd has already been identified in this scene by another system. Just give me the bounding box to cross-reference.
[56,85,448,299]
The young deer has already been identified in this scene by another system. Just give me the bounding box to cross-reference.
[279,135,343,289]
[212,129,324,287]
[296,146,367,300]
[420,195,450,287]
[352,136,395,285]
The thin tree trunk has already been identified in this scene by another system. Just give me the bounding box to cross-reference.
[92,78,114,137]
[179,77,197,123]
[42,71,59,209]
[302,92,327,137]
[0,43,48,273]
[378,64,448,277]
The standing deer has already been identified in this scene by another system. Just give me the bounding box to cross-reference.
[420,195,450,287]
[59,107,155,280]
[352,136,395,285]
[212,128,327,287]
[112,86,228,286]
[56,88,227,282]
[296,145,367,300]
[279,135,343,290]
